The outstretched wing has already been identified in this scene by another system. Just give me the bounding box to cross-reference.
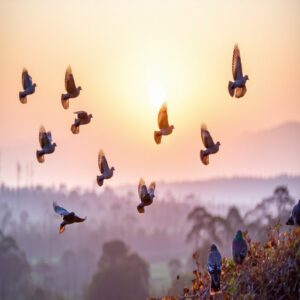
[201,124,215,148]
[232,44,243,80]
[138,178,148,198]
[53,202,69,216]
[22,68,33,90]
[74,215,87,223]
[158,103,170,129]
[65,65,77,93]
[74,111,88,120]
[98,149,109,174]
[39,126,51,148]
[148,182,156,197]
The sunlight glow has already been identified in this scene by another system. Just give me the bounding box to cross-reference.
[147,81,167,109]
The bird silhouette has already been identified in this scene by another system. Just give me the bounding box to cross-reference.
[97,150,115,187]
[232,230,248,264]
[154,103,175,144]
[200,124,220,165]
[19,68,36,104]
[137,178,155,213]
[53,202,86,234]
[71,111,93,134]
[228,44,249,98]
[61,65,82,109]
[36,126,57,163]
[207,244,222,294]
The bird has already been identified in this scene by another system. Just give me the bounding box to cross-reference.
[232,230,248,264]
[97,150,115,187]
[137,178,156,213]
[53,202,86,234]
[207,244,222,294]
[61,65,82,109]
[154,103,175,144]
[200,124,220,165]
[71,111,93,134]
[36,126,57,163]
[228,44,249,98]
[286,200,300,226]
[19,68,36,104]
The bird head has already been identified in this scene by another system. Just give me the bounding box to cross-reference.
[216,141,221,147]
[171,125,175,130]
[53,143,57,147]
[210,244,218,251]
[78,86,82,91]
[236,230,243,240]
[245,75,249,81]
[89,114,93,118]
[111,167,115,172]
[33,83,37,87]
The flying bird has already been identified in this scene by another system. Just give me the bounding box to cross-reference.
[207,244,222,294]
[36,126,57,163]
[228,44,249,98]
[53,202,86,234]
[61,65,82,109]
[71,111,93,134]
[19,68,36,104]
[137,178,156,213]
[97,150,115,187]
[286,200,300,226]
[200,124,220,165]
[232,230,248,264]
[154,103,174,144]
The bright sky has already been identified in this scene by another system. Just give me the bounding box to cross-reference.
[0,0,299,188]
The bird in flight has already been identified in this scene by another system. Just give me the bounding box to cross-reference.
[19,68,36,104]
[137,178,156,213]
[200,124,220,165]
[71,111,93,134]
[97,150,115,187]
[36,126,57,163]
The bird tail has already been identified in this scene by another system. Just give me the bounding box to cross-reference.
[61,96,69,109]
[19,92,27,104]
[200,150,209,165]
[286,216,294,226]
[154,131,162,144]
[97,175,104,187]
[211,271,221,293]
[137,203,145,214]
[71,124,80,134]
[59,223,66,234]
[228,81,235,97]
[36,150,45,163]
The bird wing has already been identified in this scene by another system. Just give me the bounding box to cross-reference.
[148,182,156,196]
[39,126,51,148]
[208,250,222,272]
[98,149,109,174]
[201,124,215,148]
[138,178,148,198]
[74,111,88,120]
[232,44,243,80]
[65,65,77,93]
[53,202,69,216]
[235,86,247,98]
[158,103,170,129]
[74,215,87,223]
[22,68,32,89]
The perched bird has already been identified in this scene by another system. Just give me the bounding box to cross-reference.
[228,44,249,98]
[200,124,220,165]
[36,126,57,163]
[97,150,115,187]
[53,202,86,234]
[137,178,156,213]
[61,65,82,109]
[207,244,222,294]
[232,230,248,264]
[154,103,175,144]
[71,111,93,134]
[286,200,300,226]
[19,68,36,104]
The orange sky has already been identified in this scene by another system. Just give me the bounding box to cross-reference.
[0,0,299,188]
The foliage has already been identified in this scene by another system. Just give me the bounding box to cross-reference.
[151,226,300,300]
[85,240,150,300]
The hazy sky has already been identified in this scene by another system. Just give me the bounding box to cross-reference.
[0,0,299,188]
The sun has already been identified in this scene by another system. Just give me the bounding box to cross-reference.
[147,81,167,109]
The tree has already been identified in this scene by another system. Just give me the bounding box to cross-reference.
[86,240,149,300]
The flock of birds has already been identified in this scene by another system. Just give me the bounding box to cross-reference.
[17,43,300,295]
